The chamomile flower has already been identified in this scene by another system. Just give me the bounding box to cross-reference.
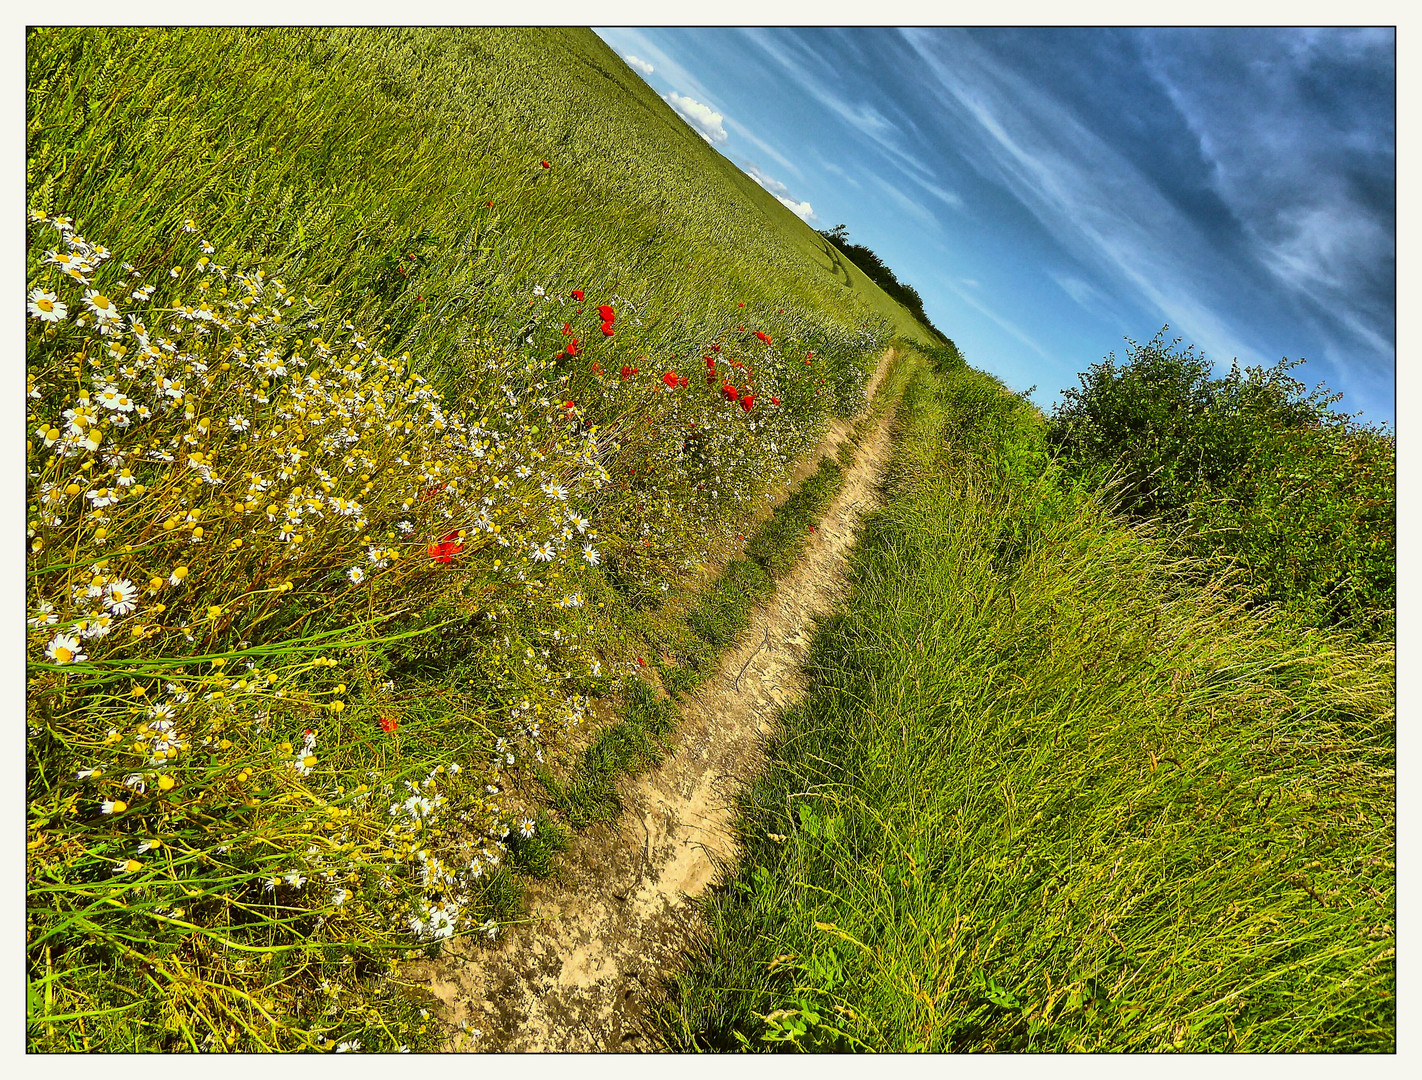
[28,601,57,628]
[104,578,139,615]
[346,566,365,585]
[530,541,555,562]
[582,544,601,566]
[28,288,66,322]
[83,289,121,324]
[45,633,85,664]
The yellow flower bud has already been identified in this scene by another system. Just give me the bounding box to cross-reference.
[157,775,176,792]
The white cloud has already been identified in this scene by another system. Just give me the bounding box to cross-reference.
[622,54,654,77]
[663,92,728,144]
[745,164,788,196]
[776,195,816,222]
[744,163,815,222]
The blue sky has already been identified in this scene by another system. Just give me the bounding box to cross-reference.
[594,27,1396,426]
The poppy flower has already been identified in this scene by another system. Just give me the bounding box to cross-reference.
[601,320,615,336]
[678,375,689,388]
[562,322,572,336]
[565,340,579,357]
[771,396,780,406]
[737,302,745,307]
[755,331,771,344]
[779,308,785,314]
[722,383,739,402]
[804,358,812,365]
[597,305,616,322]
[428,529,463,564]
[705,356,716,369]
[637,656,646,667]
[632,365,640,376]
[662,370,679,388]
[741,393,755,412]
[380,716,399,734]
[563,400,577,412]
[620,364,632,380]
[711,344,721,353]
[485,200,494,207]
[571,289,584,301]
[541,160,551,169]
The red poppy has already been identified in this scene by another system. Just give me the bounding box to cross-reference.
[417,294,424,303]
[637,656,646,667]
[620,364,632,380]
[408,253,417,261]
[485,200,494,207]
[737,302,745,307]
[741,393,756,412]
[380,716,399,734]
[662,370,679,388]
[705,356,716,369]
[563,400,577,412]
[571,289,584,301]
[755,331,771,344]
[779,308,785,314]
[711,344,721,352]
[771,396,780,406]
[601,320,615,336]
[428,529,463,564]
[678,375,689,388]
[592,363,604,376]
[541,160,551,169]
[804,358,812,365]
[565,340,579,357]
[562,322,572,336]
[722,383,739,402]
[597,304,616,322]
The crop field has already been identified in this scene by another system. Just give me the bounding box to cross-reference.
[25,26,1392,1055]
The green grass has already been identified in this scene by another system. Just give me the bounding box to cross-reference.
[25,27,928,1053]
[655,352,1395,1052]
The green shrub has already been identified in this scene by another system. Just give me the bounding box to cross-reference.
[1048,329,1394,639]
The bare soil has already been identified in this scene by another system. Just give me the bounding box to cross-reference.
[404,350,899,1051]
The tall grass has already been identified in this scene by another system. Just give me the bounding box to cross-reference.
[25,27,909,1052]
[657,355,1395,1052]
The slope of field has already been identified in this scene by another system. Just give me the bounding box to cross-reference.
[657,351,1395,1052]
[24,27,934,1052]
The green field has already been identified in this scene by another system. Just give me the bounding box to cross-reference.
[26,27,1392,1054]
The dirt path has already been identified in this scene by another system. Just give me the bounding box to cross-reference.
[407,350,899,1051]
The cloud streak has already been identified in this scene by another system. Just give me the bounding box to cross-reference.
[903,28,1279,374]
[664,92,728,145]
[622,54,654,77]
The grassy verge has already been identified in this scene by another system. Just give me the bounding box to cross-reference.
[539,348,906,830]
[655,352,1395,1052]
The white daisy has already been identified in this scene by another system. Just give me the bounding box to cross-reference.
[104,578,139,615]
[45,633,85,664]
[28,288,66,322]
[582,544,601,566]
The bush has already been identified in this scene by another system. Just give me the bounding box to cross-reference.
[1048,329,1394,639]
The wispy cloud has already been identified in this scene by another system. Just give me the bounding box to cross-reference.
[742,29,962,212]
[868,174,938,234]
[622,54,654,77]
[664,92,728,145]
[744,164,816,222]
[938,275,1052,361]
[727,118,803,177]
[903,28,1276,373]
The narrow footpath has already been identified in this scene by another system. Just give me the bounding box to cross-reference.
[407,351,901,1051]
